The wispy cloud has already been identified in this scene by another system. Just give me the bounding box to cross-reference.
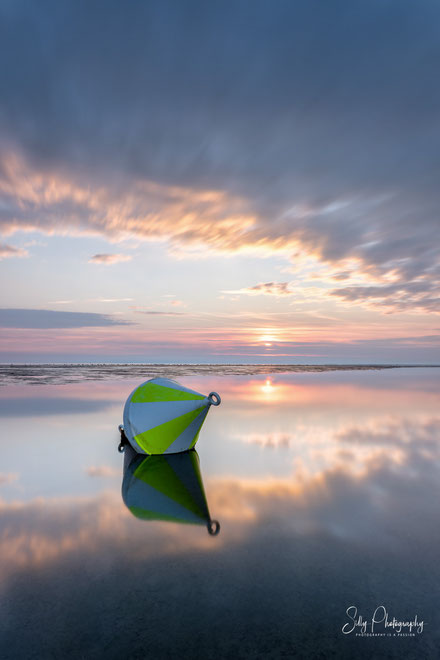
[235,432,292,449]
[0,243,27,260]
[133,310,187,317]
[0,473,18,486]
[223,282,293,297]
[335,418,440,450]
[0,152,255,252]
[50,298,134,304]
[89,253,132,265]
[330,282,440,314]
[91,297,133,303]
[85,466,119,478]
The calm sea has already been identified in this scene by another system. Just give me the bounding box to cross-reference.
[0,365,438,659]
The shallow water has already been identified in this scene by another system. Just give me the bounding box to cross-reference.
[0,366,439,659]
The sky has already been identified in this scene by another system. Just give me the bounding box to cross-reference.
[0,0,439,363]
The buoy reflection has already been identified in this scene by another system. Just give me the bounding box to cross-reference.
[121,443,220,535]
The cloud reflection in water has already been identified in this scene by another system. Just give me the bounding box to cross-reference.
[0,369,438,658]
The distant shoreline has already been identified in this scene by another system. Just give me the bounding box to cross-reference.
[1,362,439,386]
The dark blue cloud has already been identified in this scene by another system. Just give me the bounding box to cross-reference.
[1,0,438,190]
[1,0,440,307]
[0,308,132,328]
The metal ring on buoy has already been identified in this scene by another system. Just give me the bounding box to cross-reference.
[208,392,221,406]
[118,441,126,453]
[207,519,220,535]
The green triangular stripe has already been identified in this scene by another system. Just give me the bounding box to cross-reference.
[178,451,210,515]
[188,451,207,501]
[129,506,203,525]
[133,455,205,519]
[134,406,204,454]
[132,382,205,403]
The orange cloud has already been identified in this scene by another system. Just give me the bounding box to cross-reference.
[0,151,259,253]
[1,151,439,315]
[222,282,293,296]
[0,243,27,260]
[89,253,132,265]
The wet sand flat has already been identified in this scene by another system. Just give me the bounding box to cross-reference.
[0,362,422,386]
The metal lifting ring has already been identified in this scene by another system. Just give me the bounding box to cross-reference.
[207,519,221,535]
[208,392,221,406]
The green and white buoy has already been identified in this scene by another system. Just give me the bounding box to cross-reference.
[120,377,221,455]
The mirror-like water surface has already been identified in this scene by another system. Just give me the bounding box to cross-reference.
[0,367,439,659]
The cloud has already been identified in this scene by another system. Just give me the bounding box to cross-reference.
[329,281,440,314]
[0,152,256,252]
[1,326,439,362]
[89,253,132,265]
[0,308,132,328]
[223,282,292,297]
[91,297,133,302]
[49,300,75,305]
[0,397,113,417]
[85,466,119,478]
[0,492,219,577]
[0,473,18,486]
[50,298,134,304]
[133,309,187,317]
[336,418,440,453]
[0,243,27,259]
[235,432,292,449]
[1,1,440,311]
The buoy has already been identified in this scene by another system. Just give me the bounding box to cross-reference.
[121,445,220,535]
[121,377,221,455]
